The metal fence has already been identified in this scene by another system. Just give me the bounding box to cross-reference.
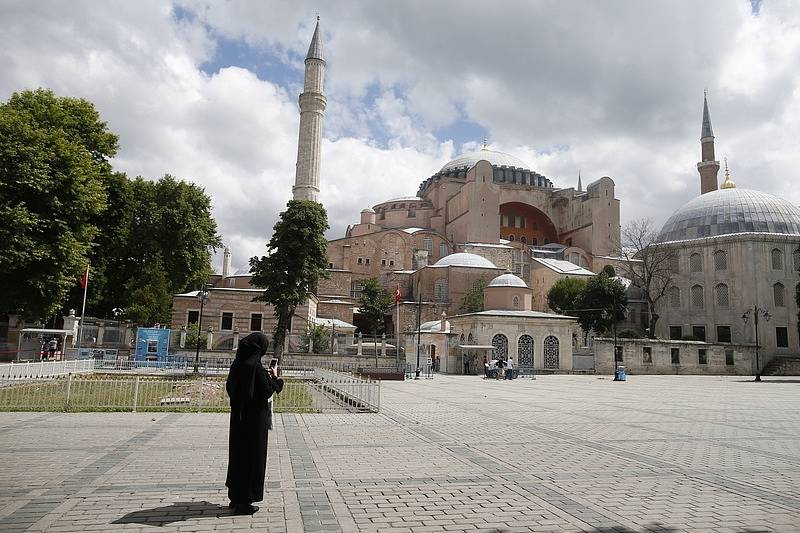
[0,359,95,380]
[313,368,380,412]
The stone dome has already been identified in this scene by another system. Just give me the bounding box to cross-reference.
[487,273,528,288]
[440,147,530,172]
[433,253,497,268]
[657,188,800,243]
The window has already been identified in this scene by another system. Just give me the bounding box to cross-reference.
[423,237,433,252]
[328,262,334,269]
[794,249,800,271]
[351,281,364,298]
[715,283,729,307]
[147,340,158,354]
[642,346,652,364]
[508,235,515,242]
[389,260,394,266]
[691,285,704,309]
[187,310,199,325]
[690,253,702,273]
[381,259,386,266]
[519,216,525,229]
[772,248,784,270]
[221,312,233,331]
[669,326,682,340]
[365,258,370,265]
[698,348,707,365]
[227,277,236,287]
[434,279,448,302]
[776,327,789,348]
[669,254,679,273]
[725,349,734,366]
[671,348,680,365]
[512,295,520,308]
[357,257,363,265]
[520,236,527,244]
[717,325,731,343]
[669,286,681,308]
[439,243,448,257]
[250,313,262,332]
[774,282,786,307]
[692,325,706,342]
[713,250,727,271]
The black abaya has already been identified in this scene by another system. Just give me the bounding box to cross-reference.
[225,333,283,505]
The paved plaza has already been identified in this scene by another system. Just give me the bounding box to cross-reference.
[1,375,800,532]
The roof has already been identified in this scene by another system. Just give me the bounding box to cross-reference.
[532,258,595,276]
[465,242,513,249]
[441,147,530,172]
[402,227,426,234]
[417,320,450,333]
[433,253,497,268]
[657,188,800,243]
[382,196,423,204]
[487,273,528,288]
[19,328,73,335]
[306,19,323,61]
[453,310,576,320]
[312,317,355,330]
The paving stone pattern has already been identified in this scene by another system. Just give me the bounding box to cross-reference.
[1,375,799,532]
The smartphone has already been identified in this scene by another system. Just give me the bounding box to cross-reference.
[269,358,278,369]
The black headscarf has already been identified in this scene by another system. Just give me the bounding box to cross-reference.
[226,332,269,404]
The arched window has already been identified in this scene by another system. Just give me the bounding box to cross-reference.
[517,335,533,367]
[434,279,448,302]
[459,333,465,343]
[691,285,704,309]
[543,335,559,369]
[508,235,515,242]
[713,250,727,271]
[690,253,702,273]
[669,286,681,308]
[669,254,680,273]
[467,333,474,344]
[492,333,508,360]
[512,295,520,308]
[772,248,784,270]
[520,236,527,244]
[793,249,800,271]
[774,282,786,307]
[715,283,729,307]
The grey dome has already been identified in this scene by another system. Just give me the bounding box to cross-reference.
[433,253,496,268]
[487,273,528,288]
[658,188,800,243]
[441,148,530,172]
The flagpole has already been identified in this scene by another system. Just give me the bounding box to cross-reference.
[395,285,401,371]
[77,264,89,359]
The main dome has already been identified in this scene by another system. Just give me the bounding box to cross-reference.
[440,148,530,172]
[657,188,800,243]
[433,253,497,268]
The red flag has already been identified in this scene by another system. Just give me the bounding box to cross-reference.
[80,264,89,289]
[394,284,401,304]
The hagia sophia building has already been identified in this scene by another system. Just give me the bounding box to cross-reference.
[172,20,800,375]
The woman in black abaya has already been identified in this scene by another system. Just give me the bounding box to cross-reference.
[225,332,283,515]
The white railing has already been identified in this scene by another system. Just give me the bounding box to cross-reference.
[0,359,95,380]
[313,368,381,413]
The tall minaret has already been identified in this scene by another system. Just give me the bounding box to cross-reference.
[292,17,326,202]
[697,91,720,195]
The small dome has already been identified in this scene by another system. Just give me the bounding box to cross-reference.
[441,147,530,172]
[433,253,496,268]
[361,207,375,213]
[487,273,528,288]
[658,188,800,243]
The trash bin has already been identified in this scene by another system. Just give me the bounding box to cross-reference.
[614,366,626,381]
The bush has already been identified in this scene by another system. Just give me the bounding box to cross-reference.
[616,329,642,339]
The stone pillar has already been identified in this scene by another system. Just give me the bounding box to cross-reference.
[357,332,363,356]
[206,327,213,350]
[232,329,240,351]
[308,335,314,354]
[381,334,387,356]
[179,326,186,348]
[96,324,105,346]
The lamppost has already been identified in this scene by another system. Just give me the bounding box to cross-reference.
[194,284,210,374]
[742,305,771,382]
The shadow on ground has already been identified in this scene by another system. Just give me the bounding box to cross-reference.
[112,501,231,527]
[736,379,800,384]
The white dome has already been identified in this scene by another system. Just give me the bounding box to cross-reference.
[441,148,530,172]
[433,253,496,268]
[487,273,528,288]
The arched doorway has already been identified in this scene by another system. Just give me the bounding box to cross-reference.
[518,335,533,368]
[499,202,558,245]
[544,335,559,369]
[492,333,508,361]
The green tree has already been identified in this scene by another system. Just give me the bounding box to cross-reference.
[299,324,331,354]
[601,264,616,278]
[0,89,117,319]
[123,254,172,326]
[250,200,329,361]
[546,277,587,314]
[459,278,488,313]
[185,322,208,348]
[576,273,628,337]
[358,278,394,336]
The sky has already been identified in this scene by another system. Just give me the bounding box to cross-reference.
[2,0,799,274]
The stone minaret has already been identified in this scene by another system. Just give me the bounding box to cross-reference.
[292,17,326,202]
[697,91,720,195]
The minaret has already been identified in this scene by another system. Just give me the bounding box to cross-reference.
[697,91,720,194]
[222,246,232,277]
[577,170,582,192]
[293,17,326,202]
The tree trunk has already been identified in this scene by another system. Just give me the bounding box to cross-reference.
[648,308,659,339]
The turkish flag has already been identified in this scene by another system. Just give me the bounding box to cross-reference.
[80,264,89,289]
[394,285,401,304]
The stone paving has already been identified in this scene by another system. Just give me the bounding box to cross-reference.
[1,375,800,532]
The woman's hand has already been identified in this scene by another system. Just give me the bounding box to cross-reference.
[268,366,278,379]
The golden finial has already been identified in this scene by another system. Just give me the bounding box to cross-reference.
[720,157,736,189]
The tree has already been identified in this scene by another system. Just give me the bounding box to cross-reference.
[576,273,627,337]
[601,264,616,278]
[547,277,587,314]
[299,324,331,354]
[358,278,394,336]
[616,218,677,338]
[123,254,172,326]
[250,200,329,361]
[0,89,117,320]
[459,278,488,313]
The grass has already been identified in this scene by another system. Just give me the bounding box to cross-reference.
[0,374,317,413]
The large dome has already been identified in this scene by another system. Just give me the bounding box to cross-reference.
[433,253,497,268]
[440,147,530,172]
[657,188,800,243]
[487,273,528,288]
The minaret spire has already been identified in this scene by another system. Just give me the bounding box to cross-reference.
[293,18,326,202]
[697,90,720,195]
[577,170,582,192]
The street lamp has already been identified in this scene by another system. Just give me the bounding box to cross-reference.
[742,305,771,382]
[194,284,210,374]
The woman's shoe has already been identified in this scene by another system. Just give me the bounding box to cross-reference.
[233,504,259,515]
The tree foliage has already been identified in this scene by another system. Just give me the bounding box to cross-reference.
[0,89,117,319]
[546,277,587,314]
[299,324,331,354]
[123,254,173,326]
[358,278,394,335]
[616,218,677,338]
[459,278,488,313]
[576,273,628,336]
[250,200,329,361]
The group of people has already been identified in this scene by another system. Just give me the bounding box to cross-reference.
[40,337,60,361]
[483,355,516,380]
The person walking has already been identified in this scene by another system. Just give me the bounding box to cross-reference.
[225,332,283,515]
[47,338,57,361]
[505,357,514,380]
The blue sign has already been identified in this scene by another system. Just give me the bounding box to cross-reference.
[134,328,171,361]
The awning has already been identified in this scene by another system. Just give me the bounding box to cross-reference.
[20,328,73,335]
[457,345,495,350]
